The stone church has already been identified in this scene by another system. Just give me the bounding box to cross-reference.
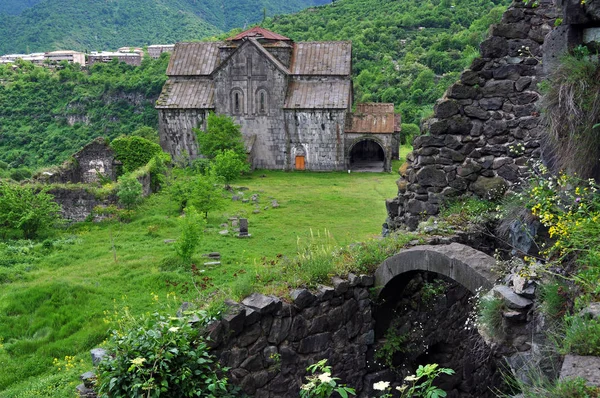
[156,27,400,171]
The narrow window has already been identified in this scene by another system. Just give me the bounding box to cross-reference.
[259,91,266,114]
[234,92,240,114]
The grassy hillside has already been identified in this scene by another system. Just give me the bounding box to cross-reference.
[0,0,329,54]
[0,166,404,397]
[264,0,510,123]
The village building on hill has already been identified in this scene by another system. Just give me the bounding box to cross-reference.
[148,44,175,59]
[156,27,400,171]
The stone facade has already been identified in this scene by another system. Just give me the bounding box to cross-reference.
[386,0,558,230]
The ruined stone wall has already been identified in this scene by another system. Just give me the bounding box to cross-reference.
[207,275,375,397]
[387,0,558,230]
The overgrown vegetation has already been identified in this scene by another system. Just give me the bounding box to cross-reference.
[540,46,600,178]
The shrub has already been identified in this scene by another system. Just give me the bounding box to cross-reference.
[560,316,600,356]
[110,135,164,173]
[477,296,505,340]
[116,174,143,209]
[299,359,356,398]
[195,113,246,160]
[96,312,232,398]
[539,48,600,178]
[188,175,226,219]
[400,123,420,146]
[9,167,32,181]
[209,149,249,185]
[147,152,171,191]
[131,126,159,143]
[174,206,205,264]
[0,182,61,239]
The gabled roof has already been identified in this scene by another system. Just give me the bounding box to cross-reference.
[346,103,398,134]
[290,42,352,76]
[227,27,291,42]
[284,80,351,109]
[166,42,223,76]
[211,38,290,77]
[156,79,214,109]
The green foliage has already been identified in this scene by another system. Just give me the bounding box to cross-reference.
[96,311,232,398]
[502,370,600,398]
[174,206,205,264]
[0,57,169,169]
[111,135,164,174]
[0,182,62,239]
[265,0,509,124]
[147,152,172,192]
[538,281,569,319]
[477,296,505,340]
[131,126,159,143]
[400,123,420,146]
[540,48,600,178]
[374,322,408,369]
[420,280,447,303]
[299,359,356,398]
[195,113,246,160]
[116,174,143,210]
[210,150,250,185]
[188,175,226,218]
[372,364,455,398]
[439,195,497,226]
[560,316,600,356]
[9,168,32,182]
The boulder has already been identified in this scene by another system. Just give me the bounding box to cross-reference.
[470,176,508,200]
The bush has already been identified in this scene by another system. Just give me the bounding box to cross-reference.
[195,113,246,160]
[111,135,165,174]
[400,123,420,146]
[174,206,205,264]
[209,149,249,185]
[96,312,232,398]
[116,174,143,209]
[9,167,32,181]
[0,182,61,239]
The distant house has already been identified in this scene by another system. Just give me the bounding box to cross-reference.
[88,51,141,67]
[44,50,86,66]
[156,27,400,172]
[1,53,45,65]
[148,44,175,59]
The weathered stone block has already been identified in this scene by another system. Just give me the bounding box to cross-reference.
[490,23,530,39]
[447,83,480,100]
[560,355,600,387]
[434,99,460,118]
[471,176,508,200]
[290,288,315,309]
[416,166,447,187]
[480,36,509,58]
[298,332,332,354]
[242,293,282,315]
[482,80,515,97]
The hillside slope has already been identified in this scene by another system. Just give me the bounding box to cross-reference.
[264,0,510,123]
[0,0,329,54]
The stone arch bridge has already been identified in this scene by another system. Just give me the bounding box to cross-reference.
[374,242,499,295]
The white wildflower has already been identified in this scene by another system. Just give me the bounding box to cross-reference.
[373,381,390,391]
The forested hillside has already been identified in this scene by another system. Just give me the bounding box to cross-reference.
[0,0,329,54]
[0,56,169,169]
[264,0,510,123]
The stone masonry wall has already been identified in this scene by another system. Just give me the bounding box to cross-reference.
[387,0,558,230]
[206,275,375,397]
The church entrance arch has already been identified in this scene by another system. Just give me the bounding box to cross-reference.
[348,138,385,172]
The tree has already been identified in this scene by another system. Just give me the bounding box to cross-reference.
[188,175,225,219]
[0,182,61,239]
[195,113,246,160]
[210,149,250,185]
[110,135,164,173]
[117,174,143,209]
[174,206,205,264]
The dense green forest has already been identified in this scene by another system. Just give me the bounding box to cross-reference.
[0,55,169,169]
[0,0,509,172]
[0,0,329,54]
[264,0,510,123]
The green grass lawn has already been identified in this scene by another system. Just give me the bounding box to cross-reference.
[0,163,406,397]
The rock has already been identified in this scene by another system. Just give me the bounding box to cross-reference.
[490,22,530,39]
[271,200,279,208]
[482,80,514,97]
[76,383,96,398]
[316,285,335,301]
[298,332,332,354]
[219,230,229,235]
[560,355,600,387]
[580,302,600,320]
[493,285,533,309]
[242,293,282,315]
[332,277,349,295]
[80,371,96,389]
[470,176,508,200]
[480,36,509,58]
[290,289,316,309]
[90,348,108,366]
[464,105,489,120]
[232,195,241,201]
[204,261,221,266]
[434,99,460,118]
[447,83,479,100]
[416,166,447,187]
[163,239,176,244]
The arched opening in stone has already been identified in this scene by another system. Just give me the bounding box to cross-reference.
[366,270,505,398]
[349,139,385,172]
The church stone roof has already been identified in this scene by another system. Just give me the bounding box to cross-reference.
[166,42,223,76]
[346,103,399,133]
[227,27,291,42]
[284,80,351,109]
[156,80,214,109]
[290,42,352,76]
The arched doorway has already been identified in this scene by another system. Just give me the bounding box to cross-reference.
[349,139,385,172]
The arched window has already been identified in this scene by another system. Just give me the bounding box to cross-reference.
[231,89,244,115]
[256,89,268,115]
